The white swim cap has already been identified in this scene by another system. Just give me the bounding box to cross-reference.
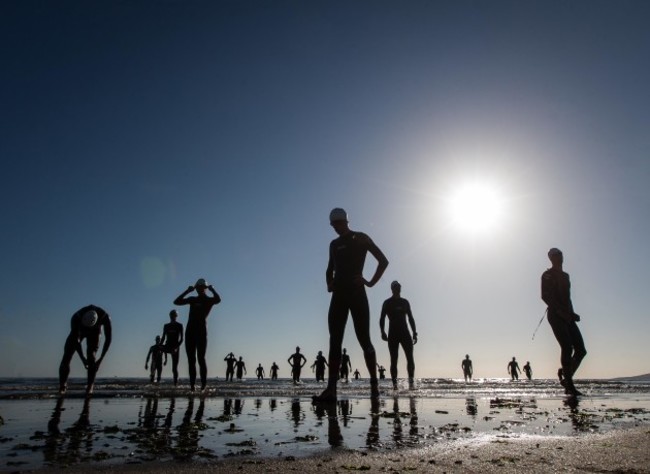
[195,278,208,288]
[329,208,348,223]
[82,310,98,328]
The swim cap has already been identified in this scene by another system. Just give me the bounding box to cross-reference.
[169,309,178,317]
[82,310,98,328]
[329,208,348,223]
[391,280,401,288]
[548,248,563,258]
[195,278,208,288]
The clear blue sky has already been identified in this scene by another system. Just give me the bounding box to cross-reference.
[1,1,649,380]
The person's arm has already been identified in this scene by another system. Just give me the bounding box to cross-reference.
[300,355,307,368]
[379,301,388,341]
[326,245,335,293]
[243,364,247,375]
[178,325,184,347]
[541,273,574,322]
[347,358,352,371]
[174,286,195,306]
[469,362,473,375]
[97,316,112,367]
[406,301,417,344]
[362,235,389,288]
[164,351,168,366]
[207,285,222,304]
[145,347,152,369]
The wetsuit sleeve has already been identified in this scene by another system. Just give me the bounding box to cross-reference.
[99,315,112,360]
[326,242,335,290]
[360,233,389,286]
[174,288,194,305]
[160,325,168,346]
[406,300,417,336]
[379,300,388,333]
[208,286,221,304]
[146,347,153,364]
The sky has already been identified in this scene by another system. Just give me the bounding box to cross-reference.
[1,1,649,381]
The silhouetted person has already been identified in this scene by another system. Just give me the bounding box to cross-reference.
[523,361,533,380]
[461,355,473,382]
[145,335,167,384]
[224,353,236,381]
[542,248,587,397]
[256,364,265,380]
[340,348,352,382]
[173,278,221,391]
[270,362,279,380]
[377,365,386,379]
[288,346,307,383]
[160,310,183,386]
[380,280,418,390]
[59,305,112,396]
[353,369,361,380]
[311,351,328,382]
[507,357,520,380]
[235,357,247,380]
[313,208,388,403]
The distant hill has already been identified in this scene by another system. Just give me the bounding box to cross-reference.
[610,373,650,382]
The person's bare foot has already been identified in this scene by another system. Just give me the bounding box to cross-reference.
[312,387,337,403]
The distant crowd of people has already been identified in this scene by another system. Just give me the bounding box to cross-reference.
[58,209,586,399]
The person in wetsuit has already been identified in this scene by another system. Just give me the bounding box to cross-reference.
[288,346,307,383]
[461,355,473,382]
[235,357,247,380]
[160,310,183,386]
[313,208,389,403]
[59,304,112,396]
[340,348,352,382]
[523,361,533,380]
[380,280,418,390]
[311,351,329,382]
[377,365,387,380]
[145,336,167,383]
[353,369,361,380]
[507,357,521,380]
[270,362,279,380]
[541,248,587,397]
[224,353,237,381]
[256,364,265,380]
[173,278,221,391]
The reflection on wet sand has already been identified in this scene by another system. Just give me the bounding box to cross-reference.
[43,397,94,466]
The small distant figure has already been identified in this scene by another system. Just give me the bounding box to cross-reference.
[541,247,587,397]
[173,278,221,391]
[312,208,388,404]
[224,353,237,381]
[523,361,533,380]
[235,357,247,380]
[256,364,265,380]
[380,280,418,390]
[377,365,386,380]
[461,355,473,382]
[145,336,167,384]
[353,369,361,380]
[311,351,329,382]
[288,346,307,383]
[507,357,521,381]
[339,348,352,382]
[59,305,112,396]
[160,310,183,386]
[270,362,279,380]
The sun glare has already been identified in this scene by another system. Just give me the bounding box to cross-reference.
[447,181,505,234]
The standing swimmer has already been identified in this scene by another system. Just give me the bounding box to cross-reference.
[224,353,237,381]
[235,357,247,380]
[160,310,183,386]
[353,369,361,380]
[313,208,389,403]
[311,351,329,382]
[256,364,265,380]
[288,346,307,383]
[340,348,352,382]
[145,336,167,384]
[270,362,279,380]
[541,248,587,397]
[523,361,533,380]
[173,278,221,392]
[507,357,521,381]
[59,305,112,396]
[461,355,473,382]
[380,280,418,390]
[377,365,387,380]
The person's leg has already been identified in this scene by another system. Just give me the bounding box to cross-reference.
[314,292,349,401]
[85,335,100,396]
[549,316,578,394]
[197,334,208,389]
[185,336,197,390]
[400,335,415,383]
[150,363,155,383]
[349,290,378,396]
[568,322,587,376]
[171,351,179,385]
[156,363,162,383]
[295,368,302,382]
[58,337,77,394]
[388,336,399,388]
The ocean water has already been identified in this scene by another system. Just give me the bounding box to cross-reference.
[1,377,649,470]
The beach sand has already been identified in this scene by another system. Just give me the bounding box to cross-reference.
[44,426,650,474]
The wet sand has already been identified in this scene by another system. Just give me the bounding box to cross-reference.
[42,426,650,474]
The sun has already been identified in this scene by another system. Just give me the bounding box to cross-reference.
[446,180,505,234]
